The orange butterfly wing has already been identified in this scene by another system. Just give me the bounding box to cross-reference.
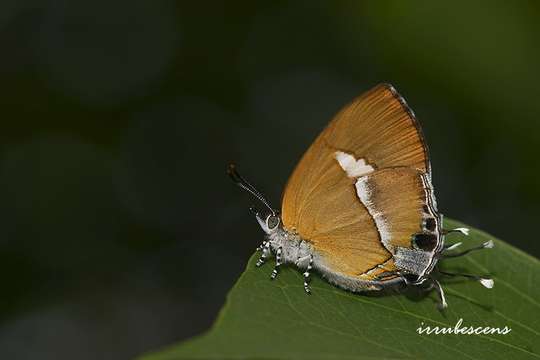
[281,84,430,278]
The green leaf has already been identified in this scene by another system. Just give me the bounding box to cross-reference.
[139,219,540,360]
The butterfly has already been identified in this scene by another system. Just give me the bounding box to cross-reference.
[229,83,493,308]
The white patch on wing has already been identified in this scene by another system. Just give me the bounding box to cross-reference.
[334,151,374,178]
[355,177,393,251]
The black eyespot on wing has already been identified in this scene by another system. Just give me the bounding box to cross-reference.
[424,218,436,231]
[413,233,438,251]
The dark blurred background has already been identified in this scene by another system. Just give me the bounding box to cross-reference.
[0,1,539,359]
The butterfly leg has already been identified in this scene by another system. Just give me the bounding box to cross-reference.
[256,241,271,267]
[423,277,447,309]
[270,247,282,279]
[302,255,314,294]
[256,240,267,251]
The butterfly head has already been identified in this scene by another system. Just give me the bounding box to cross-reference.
[251,206,281,234]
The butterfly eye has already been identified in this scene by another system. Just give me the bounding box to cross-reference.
[266,215,280,230]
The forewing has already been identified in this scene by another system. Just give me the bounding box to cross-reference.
[281,84,431,278]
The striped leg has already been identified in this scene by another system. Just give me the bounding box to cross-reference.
[430,278,448,309]
[303,255,313,294]
[270,247,282,279]
[256,240,267,251]
[256,241,271,267]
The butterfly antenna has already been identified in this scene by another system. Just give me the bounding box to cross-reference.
[228,164,276,216]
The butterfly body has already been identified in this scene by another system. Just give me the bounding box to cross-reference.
[231,83,493,308]
[264,227,403,292]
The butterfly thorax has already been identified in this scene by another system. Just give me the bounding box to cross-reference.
[266,226,313,268]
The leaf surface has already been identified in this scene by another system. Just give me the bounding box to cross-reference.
[140,219,540,360]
